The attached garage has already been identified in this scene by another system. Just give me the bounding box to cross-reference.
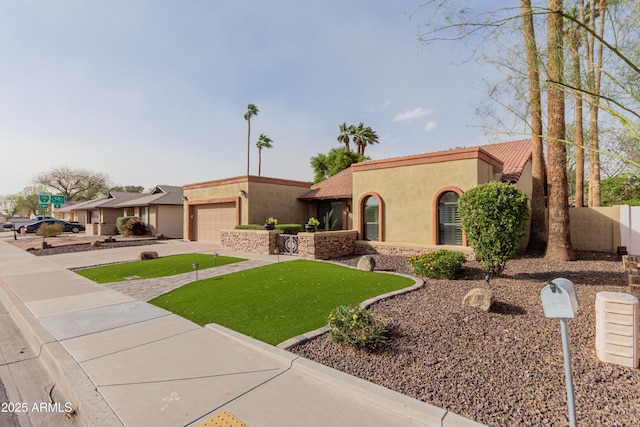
[191,202,237,242]
[183,175,311,242]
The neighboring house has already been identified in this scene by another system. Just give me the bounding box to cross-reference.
[182,176,311,242]
[52,201,82,221]
[184,140,533,249]
[113,185,184,238]
[69,186,184,238]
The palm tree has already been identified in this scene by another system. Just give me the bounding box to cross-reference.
[352,122,366,156]
[360,126,379,156]
[337,122,355,152]
[256,133,273,177]
[545,0,575,261]
[352,122,379,156]
[520,0,547,252]
[244,104,259,175]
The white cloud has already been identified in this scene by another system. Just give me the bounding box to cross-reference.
[393,107,433,122]
[382,100,391,107]
[424,121,439,132]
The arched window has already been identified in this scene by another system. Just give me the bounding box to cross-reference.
[362,195,380,241]
[438,191,462,245]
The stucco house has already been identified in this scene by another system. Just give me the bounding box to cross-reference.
[64,185,184,237]
[297,139,533,250]
[183,139,533,252]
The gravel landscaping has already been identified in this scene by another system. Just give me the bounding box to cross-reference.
[291,252,640,427]
[7,235,158,256]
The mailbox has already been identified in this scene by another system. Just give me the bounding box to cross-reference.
[541,278,579,319]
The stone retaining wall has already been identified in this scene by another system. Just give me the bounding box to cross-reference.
[220,229,280,254]
[355,241,475,260]
[298,230,358,260]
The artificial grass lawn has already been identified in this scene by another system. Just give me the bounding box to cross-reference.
[75,254,246,284]
[149,259,414,345]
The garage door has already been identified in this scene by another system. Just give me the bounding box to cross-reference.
[193,203,237,242]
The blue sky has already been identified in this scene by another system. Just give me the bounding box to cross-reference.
[0,1,503,195]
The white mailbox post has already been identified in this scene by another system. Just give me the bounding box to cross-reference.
[540,278,579,427]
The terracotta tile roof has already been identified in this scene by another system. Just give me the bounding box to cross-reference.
[297,139,532,201]
[298,168,353,200]
[479,139,532,183]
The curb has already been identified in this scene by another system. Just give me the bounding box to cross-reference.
[211,322,486,427]
[0,274,124,427]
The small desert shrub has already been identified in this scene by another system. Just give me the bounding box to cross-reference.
[116,216,138,233]
[122,218,147,236]
[407,250,467,279]
[327,305,386,350]
[36,223,63,237]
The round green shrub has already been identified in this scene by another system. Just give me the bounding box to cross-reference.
[327,305,386,350]
[407,249,467,279]
[458,181,529,277]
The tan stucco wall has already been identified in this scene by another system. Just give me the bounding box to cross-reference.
[246,181,309,225]
[352,158,492,245]
[569,206,620,252]
[515,161,533,199]
[155,205,184,238]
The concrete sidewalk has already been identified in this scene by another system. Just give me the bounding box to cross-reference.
[0,239,484,427]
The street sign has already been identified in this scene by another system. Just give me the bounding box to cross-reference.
[40,204,49,209]
[38,193,50,205]
[50,195,65,205]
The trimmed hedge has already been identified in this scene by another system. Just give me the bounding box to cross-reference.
[234,223,302,234]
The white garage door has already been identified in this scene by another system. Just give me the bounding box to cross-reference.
[194,203,236,242]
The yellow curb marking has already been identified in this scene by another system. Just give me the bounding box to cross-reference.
[198,410,248,427]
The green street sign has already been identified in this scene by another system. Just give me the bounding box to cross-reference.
[40,203,49,209]
[54,204,62,209]
[38,193,50,204]
[51,195,65,205]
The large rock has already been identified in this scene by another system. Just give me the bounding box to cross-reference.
[463,288,494,312]
[137,251,159,261]
[356,255,376,271]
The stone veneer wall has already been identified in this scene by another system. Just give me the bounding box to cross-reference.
[355,241,475,260]
[298,230,358,260]
[220,229,280,254]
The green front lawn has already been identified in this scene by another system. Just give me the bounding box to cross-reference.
[149,259,414,345]
[76,254,246,283]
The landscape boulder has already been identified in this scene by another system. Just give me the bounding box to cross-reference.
[90,240,101,248]
[137,251,159,261]
[463,288,494,312]
[356,255,376,272]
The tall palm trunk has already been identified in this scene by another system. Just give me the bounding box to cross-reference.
[570,26,585,208]
[247,118,251,176]
[257,146,262,176]
[581,0,605,206]
[520,0,547,252]
[545,0,575,261]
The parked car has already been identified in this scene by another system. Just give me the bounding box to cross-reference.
[23,219,85,234]
[4,216,56,232]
